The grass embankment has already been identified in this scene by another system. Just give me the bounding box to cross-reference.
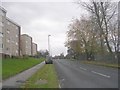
[22,64,59,88]
[2,57,45,80]
[82,61,120,68]
[0,59,2,81]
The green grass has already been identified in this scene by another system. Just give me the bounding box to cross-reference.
[81,61,119,68]
[22,64,59,88]
[0,58,2,81]
[2,57,45,80]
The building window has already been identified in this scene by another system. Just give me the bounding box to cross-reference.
[7,29,10,34]
[0,32,3,37]
[7,39,10,43]
[2,43,4,48]
[16,50,18,54]
[0,22,4,27]
[0,43,3,49]
[6,48,9,50]
[16,35,18,37]
[16,42,18,45]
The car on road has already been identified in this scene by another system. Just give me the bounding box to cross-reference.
[45,55,53,64]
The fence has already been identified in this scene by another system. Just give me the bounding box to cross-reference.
[77,53,119,64]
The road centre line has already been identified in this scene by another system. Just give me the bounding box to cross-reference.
[91,71,110,78]
[79,67,87,70]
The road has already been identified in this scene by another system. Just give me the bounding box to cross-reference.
[54,59,118,88]
[2,61,45,88]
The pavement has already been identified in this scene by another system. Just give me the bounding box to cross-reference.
[2,61,45,88]
[54,59,118,88]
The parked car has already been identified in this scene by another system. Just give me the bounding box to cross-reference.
[45,55,53,64]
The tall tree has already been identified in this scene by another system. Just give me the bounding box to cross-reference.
[66,16,101,60]
[79,1,117,54]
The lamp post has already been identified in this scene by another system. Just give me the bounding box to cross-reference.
[48,35,51,57]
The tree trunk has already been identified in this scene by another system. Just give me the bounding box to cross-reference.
[101,2,113,54]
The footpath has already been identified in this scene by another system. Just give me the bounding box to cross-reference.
[2,61,45,88]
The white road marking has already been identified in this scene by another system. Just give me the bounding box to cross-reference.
[79,67,87,70]
[91,71,110,78]
[59,79,64,88]
[59,84,61,88]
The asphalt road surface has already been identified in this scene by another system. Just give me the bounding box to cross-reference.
[54,59,118,88]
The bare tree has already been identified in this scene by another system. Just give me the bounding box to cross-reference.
[66,16,101,60]
[79,1,117,54]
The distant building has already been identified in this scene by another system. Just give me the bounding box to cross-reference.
[0,6,38,58]
[20,34,32,56]
[0,7,21,58]
[32,43,37,56]
[5,18,21,57]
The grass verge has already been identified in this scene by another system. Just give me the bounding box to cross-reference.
[2,57,45,80]
[22,64,59,88]
[81,61,119,68]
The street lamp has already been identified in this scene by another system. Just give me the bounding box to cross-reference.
[48,35,51,57]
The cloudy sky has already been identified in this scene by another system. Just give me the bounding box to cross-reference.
[2,0,86,56]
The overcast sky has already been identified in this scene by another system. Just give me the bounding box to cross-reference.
[2,0,86,56]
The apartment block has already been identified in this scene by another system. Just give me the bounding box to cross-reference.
[32,43,37,56]
[0,7,6,57]
[0,7,39,58]
[20,34,32,56]
[0,7,20,58]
